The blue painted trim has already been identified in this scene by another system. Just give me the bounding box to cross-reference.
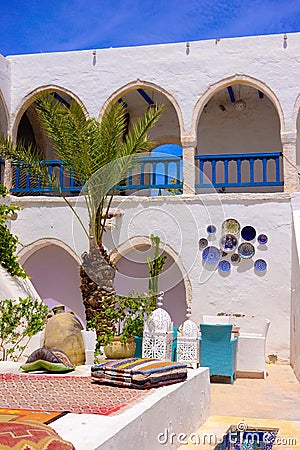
[195,152,282,160]
[227,86,235,103]
[137,89,154,105]
[51,92,70,108]
[118,98,128,108]
[258,90,264,99]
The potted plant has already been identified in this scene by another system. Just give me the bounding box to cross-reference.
[88,292,152,359]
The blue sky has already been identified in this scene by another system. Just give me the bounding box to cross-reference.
[1,0,300,56]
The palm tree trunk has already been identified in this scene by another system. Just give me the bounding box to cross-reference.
[79,243,116,344]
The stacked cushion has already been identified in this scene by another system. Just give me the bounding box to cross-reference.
[91,358,187,388]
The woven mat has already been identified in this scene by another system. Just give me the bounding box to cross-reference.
[0,374,148,416]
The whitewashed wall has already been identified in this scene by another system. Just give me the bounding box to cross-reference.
[5,33,300,137]
[10,192,291,360]
[290,194,300,380]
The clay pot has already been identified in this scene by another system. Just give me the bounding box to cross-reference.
[104,336,136,359]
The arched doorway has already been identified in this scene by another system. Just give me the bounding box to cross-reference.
[22,243,85,324]
[113,244,187,326]
[102,83,183,196]
[196,82,283,193]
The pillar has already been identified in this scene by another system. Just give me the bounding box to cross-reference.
[181,136,197,195]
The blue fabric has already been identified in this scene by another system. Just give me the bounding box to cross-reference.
[134,336,143,358]
[172,326,179,361]
[199,324,237,384]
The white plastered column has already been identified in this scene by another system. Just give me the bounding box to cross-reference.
[282,131,299,193]
[182,136,196,195]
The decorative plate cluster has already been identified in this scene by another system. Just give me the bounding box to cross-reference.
[199,218,268,274]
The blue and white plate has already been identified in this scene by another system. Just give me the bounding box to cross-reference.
[207,224,217,234]
[238,242,255,259]
[254,259,267,271]
[241,225,256,241]
[202,246,221,265]
[220,234,238,252]
[218,260,231,272]
[257,234,268,245]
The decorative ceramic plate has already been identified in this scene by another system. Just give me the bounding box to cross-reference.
[254,259,267,271]
[202,246,221,265]
[222,218,240,235]
[241,225,256,241]
[198,238,208,250]
[238,242,255,259]
[231,253,241,263]
[257,234,268,245]
[207,225,216,234]
[220,234,238,252]
[218,260,231,272]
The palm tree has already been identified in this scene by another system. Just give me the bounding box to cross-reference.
[0,94,163,342]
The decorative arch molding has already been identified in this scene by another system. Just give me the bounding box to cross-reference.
[0,88,9,135]
[192,74,285,138]
[109,235,192,305]
[10,85,88,141]
[18,238,81,266]
[291,91,300,141]
[98,80,185,138]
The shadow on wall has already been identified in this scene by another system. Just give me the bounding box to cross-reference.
[23,244,85,325]
[114,245,187,325]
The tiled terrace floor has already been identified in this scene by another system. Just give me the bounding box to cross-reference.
[180,364,300,449]
[210,364,300,421]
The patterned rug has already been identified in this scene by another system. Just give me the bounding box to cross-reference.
[0,408,67,424]
[0,374,148,415]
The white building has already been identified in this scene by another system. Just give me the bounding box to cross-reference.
[1,32,300,378]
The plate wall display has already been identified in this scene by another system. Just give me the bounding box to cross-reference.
[207,225,216,234]
[222,218,240,235]
[231,253,241,263]
[202,246,221,265]
[241,225,256,241]
[254,259,267,271]
[220,234,238,252]
[238,242,255,259]
[218,260,231,273]
[198,238,208,250]
[257,234,268,245]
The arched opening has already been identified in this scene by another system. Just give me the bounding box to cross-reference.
[196,82,283,193]
[11,87,86,196]
[22,243,85,325]
[104,84,182,196]
[114,244,187,325]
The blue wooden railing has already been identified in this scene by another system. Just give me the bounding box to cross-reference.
[10,156,183,194]
[195,152,283,188]
[6,152,283,195]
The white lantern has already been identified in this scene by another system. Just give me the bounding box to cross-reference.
[176,319,199,369]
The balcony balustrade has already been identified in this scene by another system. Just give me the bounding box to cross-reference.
[2,152,283,195]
